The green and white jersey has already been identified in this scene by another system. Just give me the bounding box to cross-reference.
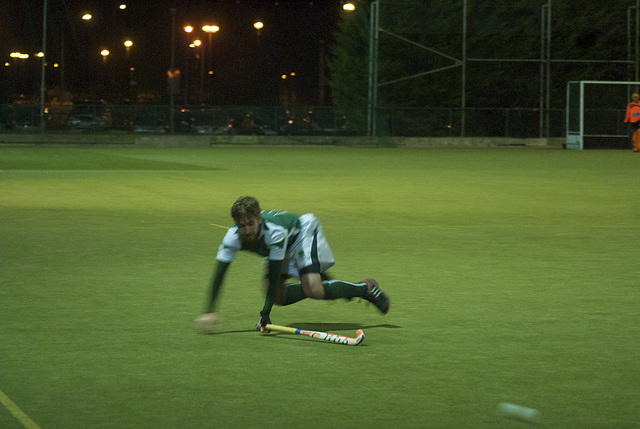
[216,210,301,263]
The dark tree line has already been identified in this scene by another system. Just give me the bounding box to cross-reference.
[328,0,634,136]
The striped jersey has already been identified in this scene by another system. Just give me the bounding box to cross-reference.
[216,210,301,263]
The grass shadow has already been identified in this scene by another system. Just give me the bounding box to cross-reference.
[203,329,256,336]
[286,322,402,331]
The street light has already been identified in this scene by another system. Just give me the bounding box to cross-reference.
[124,39,133,58]
[202,25,219,33]
[202,25,219,101]
[202,24,220,75]
[40,0,48,132]
[202,25,220,65]
[190,38,202,101]
[123,40,133,97]
[254,21,264,35]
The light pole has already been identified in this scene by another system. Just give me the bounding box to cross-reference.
[202,25,219,102]
[58,11,93,103]
[254,21,264,35]
[40,0,48,132]
[368,0,379,136]
[10,52,28,100]
[189,38,203,104]
[100,49,110,100]
[123,40,134,102]
[183,26,195,104]
[170,8,177,133]
[124,40,133,57]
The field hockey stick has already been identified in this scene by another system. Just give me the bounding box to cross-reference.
[260,323,365,346]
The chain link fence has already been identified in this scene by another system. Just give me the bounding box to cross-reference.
[0,103,575,138]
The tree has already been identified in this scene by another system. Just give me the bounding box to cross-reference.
[327,4,371,134]
[328,0,632,136]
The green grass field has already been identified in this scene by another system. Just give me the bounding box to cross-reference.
[1,146,638,428]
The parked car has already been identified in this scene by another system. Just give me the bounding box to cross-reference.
[133,121,166,133]
[227,114,277,135]
[67,114,107,130]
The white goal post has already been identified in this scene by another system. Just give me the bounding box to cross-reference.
[566,81,640,150]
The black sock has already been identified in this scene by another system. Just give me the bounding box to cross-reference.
[322,280,367,300]
[280,283,307,306]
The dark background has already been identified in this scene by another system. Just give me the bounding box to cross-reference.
[0,0,342,105]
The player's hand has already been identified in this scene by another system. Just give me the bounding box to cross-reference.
[195,312,220,334]
[256,310,271,333]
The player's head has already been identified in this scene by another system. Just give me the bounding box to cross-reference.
[232,196,262,247]
[633,93,639,101]
[232,196,261,221]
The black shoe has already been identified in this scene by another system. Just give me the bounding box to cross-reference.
[363,279,390,314]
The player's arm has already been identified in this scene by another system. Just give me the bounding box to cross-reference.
[257,225,290,332]
[203,228,239,313]
[195,260,230,333]
[205,260,231,313]
[258,259,283,331]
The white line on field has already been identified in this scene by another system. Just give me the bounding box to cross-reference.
[210,223,230,230]
[0,387,42,429]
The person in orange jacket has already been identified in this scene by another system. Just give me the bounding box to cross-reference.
[624,93,640,152]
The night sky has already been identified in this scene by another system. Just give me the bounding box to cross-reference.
[0,0,344,105]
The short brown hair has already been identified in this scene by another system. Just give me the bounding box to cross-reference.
[231,196,261,221]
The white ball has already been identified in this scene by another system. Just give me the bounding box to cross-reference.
[499,402,540,423]
[195,313,221,333]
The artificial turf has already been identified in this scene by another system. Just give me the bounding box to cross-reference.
[1,146,638,428]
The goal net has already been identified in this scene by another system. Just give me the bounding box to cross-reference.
[566,81,640,150]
